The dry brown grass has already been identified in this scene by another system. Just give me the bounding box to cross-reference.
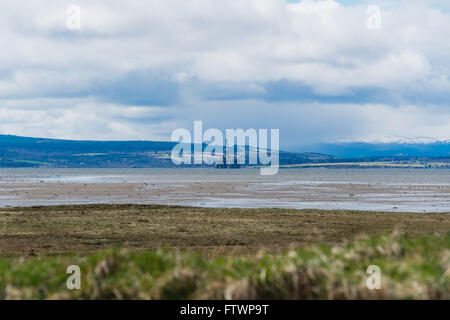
[0,204,448,257]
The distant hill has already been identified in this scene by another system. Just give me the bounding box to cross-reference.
[300,141,450,159]
[0,135,177,153]
[0,135,336,168]
[0,135,177,168]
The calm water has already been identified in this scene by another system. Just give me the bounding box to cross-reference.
[0,168,449,212]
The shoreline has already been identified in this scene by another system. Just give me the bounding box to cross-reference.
[1,202,450,214]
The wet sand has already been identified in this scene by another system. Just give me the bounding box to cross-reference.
[0,170,449,212]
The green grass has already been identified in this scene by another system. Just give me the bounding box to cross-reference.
[1,232,448,300]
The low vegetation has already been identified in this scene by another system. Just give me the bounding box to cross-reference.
[1,205,448,299]
[0,232,448,299]
[1,204,449,256]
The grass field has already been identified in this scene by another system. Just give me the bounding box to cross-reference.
[0,205,448,299]
[0,232,448,299]
[1,204,449,256]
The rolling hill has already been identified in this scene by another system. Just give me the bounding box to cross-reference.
[0,134,335,168]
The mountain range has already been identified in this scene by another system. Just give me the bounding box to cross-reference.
[1,134,449,168]
[301,139,450,159]
[0,134,334,168]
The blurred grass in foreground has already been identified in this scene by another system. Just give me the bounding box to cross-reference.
[0,232,448,300]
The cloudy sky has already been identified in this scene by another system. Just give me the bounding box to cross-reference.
[1,0,450,150]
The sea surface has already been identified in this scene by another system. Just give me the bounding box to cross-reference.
[0,168,449,212]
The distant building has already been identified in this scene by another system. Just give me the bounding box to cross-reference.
[215,151,241,169]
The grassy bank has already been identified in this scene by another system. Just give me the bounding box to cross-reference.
[0,232,448,299]
[1,204,449,256]
[1,205,448,299]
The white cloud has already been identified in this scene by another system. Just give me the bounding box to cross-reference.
[0,0,449,145]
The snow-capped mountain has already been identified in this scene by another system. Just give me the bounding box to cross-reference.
[330,134,448,145]
[299,135,450,159]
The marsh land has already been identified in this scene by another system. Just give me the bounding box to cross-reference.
[1,204,448,256]
[0,204,449,299]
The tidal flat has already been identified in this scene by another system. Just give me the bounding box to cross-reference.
[1,168,450,212]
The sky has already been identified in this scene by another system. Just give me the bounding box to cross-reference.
[1,0,450,150]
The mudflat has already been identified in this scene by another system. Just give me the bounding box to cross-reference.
[1,179,450,212]
[1,168,450,212]
[1,204,448,257]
